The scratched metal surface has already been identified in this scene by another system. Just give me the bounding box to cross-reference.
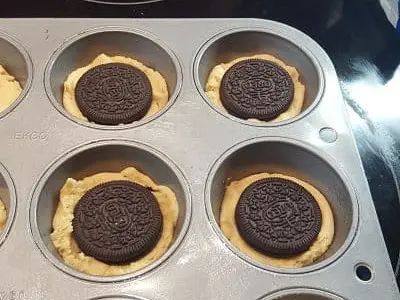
[0,19,397,300]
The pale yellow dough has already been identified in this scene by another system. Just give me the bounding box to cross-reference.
[63,54,169,122]
[0,198,7,232]
[220,172,334,268]
[0,65,22,113]
[205,54,305,122]
[51,167,179,276]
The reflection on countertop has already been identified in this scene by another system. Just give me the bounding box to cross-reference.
[342,62,400,279]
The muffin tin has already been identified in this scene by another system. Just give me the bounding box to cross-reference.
[0,18,397,300]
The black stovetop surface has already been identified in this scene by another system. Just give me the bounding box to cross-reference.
[2,0,400,285]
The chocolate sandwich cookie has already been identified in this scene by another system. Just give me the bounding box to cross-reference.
[235,177,322,256]
[75,63,152,125]
[220,59,294,120]
[72,180,162,264]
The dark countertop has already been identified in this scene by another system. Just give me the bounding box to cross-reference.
[2,0,400,285]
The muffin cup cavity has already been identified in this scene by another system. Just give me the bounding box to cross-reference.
[0,31,33,118]
[194,28,324,126]
[0,162,17,247]
[261,288,348,300]
[45,27,182,130]
[90,297,149,300]
[29,139,191,282]
[205,137,358,274]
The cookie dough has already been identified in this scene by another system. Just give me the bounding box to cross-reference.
[0,199,7,231]
[205,54,305,122]
[51,167,179,276]
[0,65,22,113]
[220,172,334,268]
[63,54,169,123]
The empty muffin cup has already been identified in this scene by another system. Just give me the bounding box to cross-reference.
[205,137,358,273]
[0,31,32,118]
[89,296,149,300]
[30,139,191,282]
[194,28,324,125]
[45,27,182,129]
[261,288,348,300]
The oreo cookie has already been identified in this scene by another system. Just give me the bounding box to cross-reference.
[72,180,162,264]
[75,63,152,125]
[235,177,322,256]
[220,59,294,120]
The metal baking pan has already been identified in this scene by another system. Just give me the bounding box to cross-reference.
[0,18,397,300]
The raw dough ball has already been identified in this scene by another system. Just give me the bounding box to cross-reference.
[0,65,22,113]
[51,167,179,276]
[0,199,7,231]
[220,172,334,268]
